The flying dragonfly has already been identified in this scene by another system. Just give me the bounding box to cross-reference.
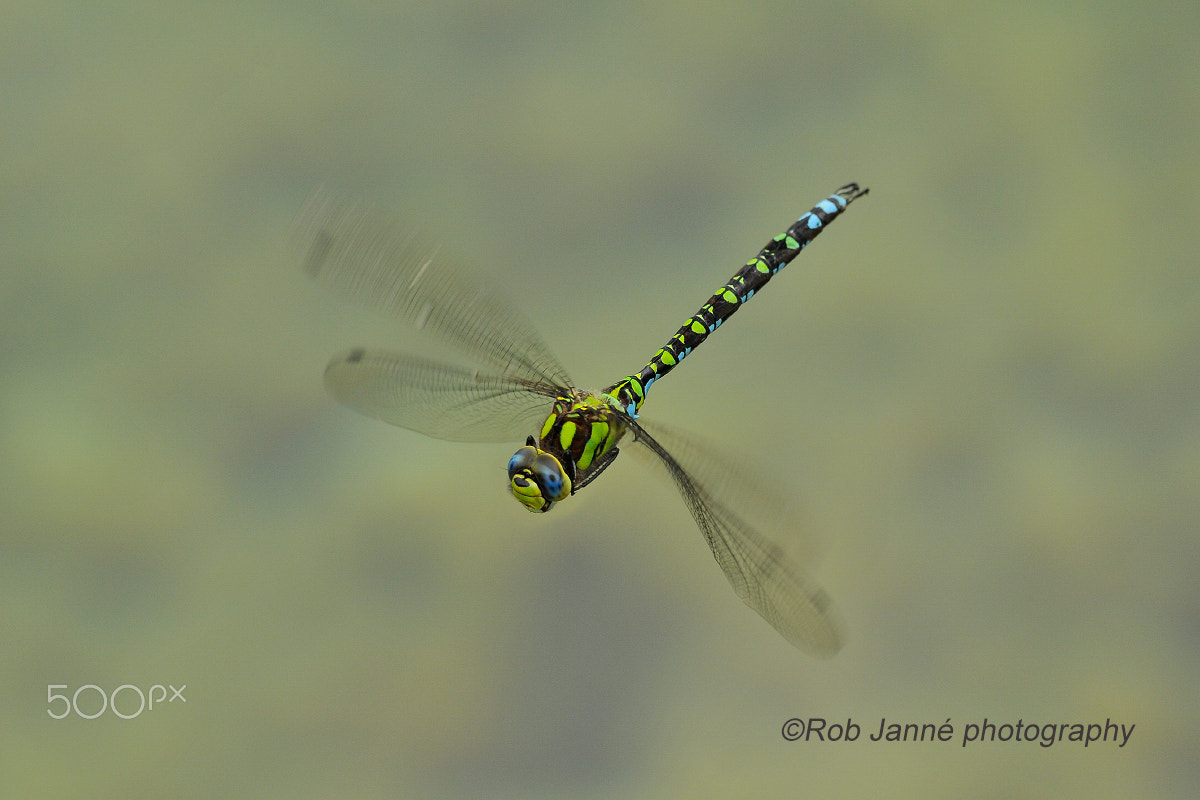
[297,183,867,655]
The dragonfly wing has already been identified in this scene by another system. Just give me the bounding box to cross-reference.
[295,187,574,389]
[626,417,844,656]
[324,349,559,443]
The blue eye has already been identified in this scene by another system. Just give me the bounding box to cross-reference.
[508,446,572,507]
[507,446,537,478]
[533,453,570,501]
[538,465,562,493]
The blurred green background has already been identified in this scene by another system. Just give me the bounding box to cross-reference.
[3,1,1197,797]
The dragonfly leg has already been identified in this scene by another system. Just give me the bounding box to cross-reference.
[573,447,619,492]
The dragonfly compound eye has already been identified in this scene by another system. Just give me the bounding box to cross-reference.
[507,446,572,512]
[507,446,538,478]
[531,452,571,501]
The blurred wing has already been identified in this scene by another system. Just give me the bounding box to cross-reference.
[324,348,559,443]
[295,186,573,389]
[626,417,844,656]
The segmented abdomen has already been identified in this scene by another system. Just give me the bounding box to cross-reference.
[604,183,868,417]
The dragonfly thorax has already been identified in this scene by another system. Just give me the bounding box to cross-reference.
[507,391,627,513]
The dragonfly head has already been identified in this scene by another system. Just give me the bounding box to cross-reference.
[507,437,573,512]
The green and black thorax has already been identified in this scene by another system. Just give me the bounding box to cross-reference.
[508,390,626,511]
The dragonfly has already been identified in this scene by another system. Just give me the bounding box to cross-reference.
[297,183,867,656]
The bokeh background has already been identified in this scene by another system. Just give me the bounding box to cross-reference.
[3,1,1197,797]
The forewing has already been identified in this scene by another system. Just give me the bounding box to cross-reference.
[324,349,559,443]
[295,187,573,389]
[626,417,844,656]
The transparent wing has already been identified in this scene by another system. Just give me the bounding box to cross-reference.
[324,348,560,443]
[295,186,573,389]
[625,417,844,656]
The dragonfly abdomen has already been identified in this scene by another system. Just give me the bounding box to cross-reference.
[604,183,868,417]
